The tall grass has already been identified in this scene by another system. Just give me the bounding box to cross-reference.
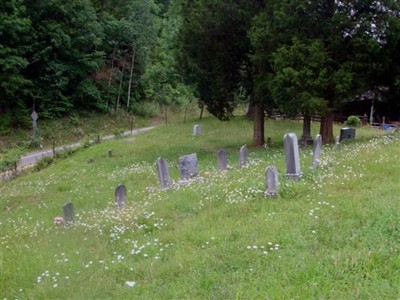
[1,116,399,299]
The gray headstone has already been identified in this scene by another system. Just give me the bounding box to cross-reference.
[333,135,340,151]
[239,145,248,167]
[108,149,112,157]
[265,166,279,197]
[156,157,170,188]
[63,202,75,226]
[284,133,302,179]
[193,125,202,136]
[217,149,228,171]
[178,153,199,180]
[312,134,322,168]
[115,184,126,209]
[340,127,356,141]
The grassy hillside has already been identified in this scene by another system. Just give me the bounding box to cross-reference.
[1,116,399,299]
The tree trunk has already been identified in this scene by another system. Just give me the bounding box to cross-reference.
[199,104,204,120]
[300,114,313,145]
[252,101,265,147]
[319,110,334,144]
[127,46,136,108]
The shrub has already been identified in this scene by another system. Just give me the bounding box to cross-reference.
[345,116,361,127]
[34,156,53,172]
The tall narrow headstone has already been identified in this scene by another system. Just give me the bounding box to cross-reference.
[312,134,322,168]
[265,166,279,197]
[115,184,127,209]
[193,125,202,136]
[156,157,171,188]
[239,145,248,167]
[284,133,302,179]
[108,149,113,157]
[217,149,228,171]
[333,135,340,151]
[178,153,199,180]
[63,202,75,226]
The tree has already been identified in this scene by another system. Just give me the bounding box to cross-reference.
[0,0,33,128]
[251,0,399,143]
[177,0,265,146]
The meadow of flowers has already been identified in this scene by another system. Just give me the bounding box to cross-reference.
[1,117,399,299]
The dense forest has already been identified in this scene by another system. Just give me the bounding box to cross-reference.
[1,0,399,144]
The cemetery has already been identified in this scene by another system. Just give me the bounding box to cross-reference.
[1,116,399,299]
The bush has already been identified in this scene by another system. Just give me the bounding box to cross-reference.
[132,102,158,118]
[34,156,53,172]
[345,116,361,127]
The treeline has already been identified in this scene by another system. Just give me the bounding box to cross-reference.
[1,0,180,129]
[1,0,399,144]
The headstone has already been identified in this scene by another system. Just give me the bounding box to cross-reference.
[339,127,356,141]
[108,149,112,157]
[115,184,126,209]
[312,134,322,168]
[333,136,340,151]
[31,111,38,137]
[239,145,248,167]
[193,125,202,136]
[217,149,228,171]
[284,133,302,179]
[156,157,170,188]
[178,153,199,180]
[63,202,75,226]
[265,166,279,197]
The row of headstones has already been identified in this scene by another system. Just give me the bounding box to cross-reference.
[157,144,250,188]
[61,132,323,226]
[157,133,322,188]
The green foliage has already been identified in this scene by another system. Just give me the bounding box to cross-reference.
[33,156,53,172]
[345,116,361,127]
[177,0,260,120]
[0,147,23,172]
[132,101,158,118]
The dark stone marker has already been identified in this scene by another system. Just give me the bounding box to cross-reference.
[63,202,75,226]
[115,184,127,209]
[217,149,228,171]
[178,153,199,180]
[156,157,171,188]
[339,128,356,141]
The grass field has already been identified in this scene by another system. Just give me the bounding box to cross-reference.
[1,116,399,299]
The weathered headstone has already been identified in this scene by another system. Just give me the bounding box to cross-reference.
[265,166,279,197]
[156,157,170,188]
[178,153,199,180]
[339,127,356,141]
[115,184,127,209]
[333,135,340,151]
[193,125,202,136]
[312,134,322,168]
[31,111,38,137]
[63,202,75,226]
[108,149,113,157]
[217,149,228,171]
[284,133,302,179]
[239,145,248,167]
